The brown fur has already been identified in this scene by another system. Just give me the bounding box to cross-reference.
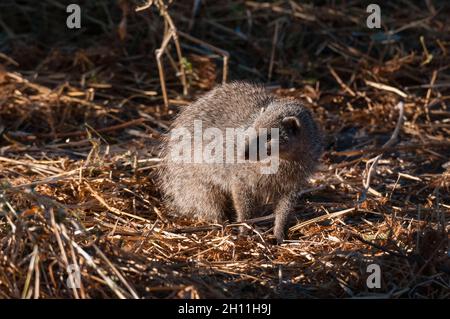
[157,82,322,243]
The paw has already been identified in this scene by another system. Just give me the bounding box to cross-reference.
[274,228,285,245]
[239,225,251,236]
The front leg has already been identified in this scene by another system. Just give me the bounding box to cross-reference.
[231,183,257,234]
[274,192,297,244]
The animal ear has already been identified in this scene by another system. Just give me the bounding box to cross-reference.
[282,116,301,135]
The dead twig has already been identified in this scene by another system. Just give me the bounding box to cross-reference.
[361,101,405,201]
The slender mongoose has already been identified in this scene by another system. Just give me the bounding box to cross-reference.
[158,81,322,243]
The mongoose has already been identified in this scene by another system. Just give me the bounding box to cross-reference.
[158,81,322,243]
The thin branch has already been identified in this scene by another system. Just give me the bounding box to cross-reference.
[362,101,405,200]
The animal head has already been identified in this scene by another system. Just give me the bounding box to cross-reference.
[245,99,323,163]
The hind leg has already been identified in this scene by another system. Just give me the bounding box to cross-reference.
[195,188,229,223]
[173,184,228,223]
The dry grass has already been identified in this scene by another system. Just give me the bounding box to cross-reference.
[0,0,449,298]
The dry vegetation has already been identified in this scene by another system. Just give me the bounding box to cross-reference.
[0,0,449,298]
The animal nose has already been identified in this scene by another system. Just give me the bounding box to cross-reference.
[244,140,271,161]
[244,144,250,160]
[266,140,272,156]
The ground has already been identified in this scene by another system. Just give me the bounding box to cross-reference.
[0,0,449,298]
